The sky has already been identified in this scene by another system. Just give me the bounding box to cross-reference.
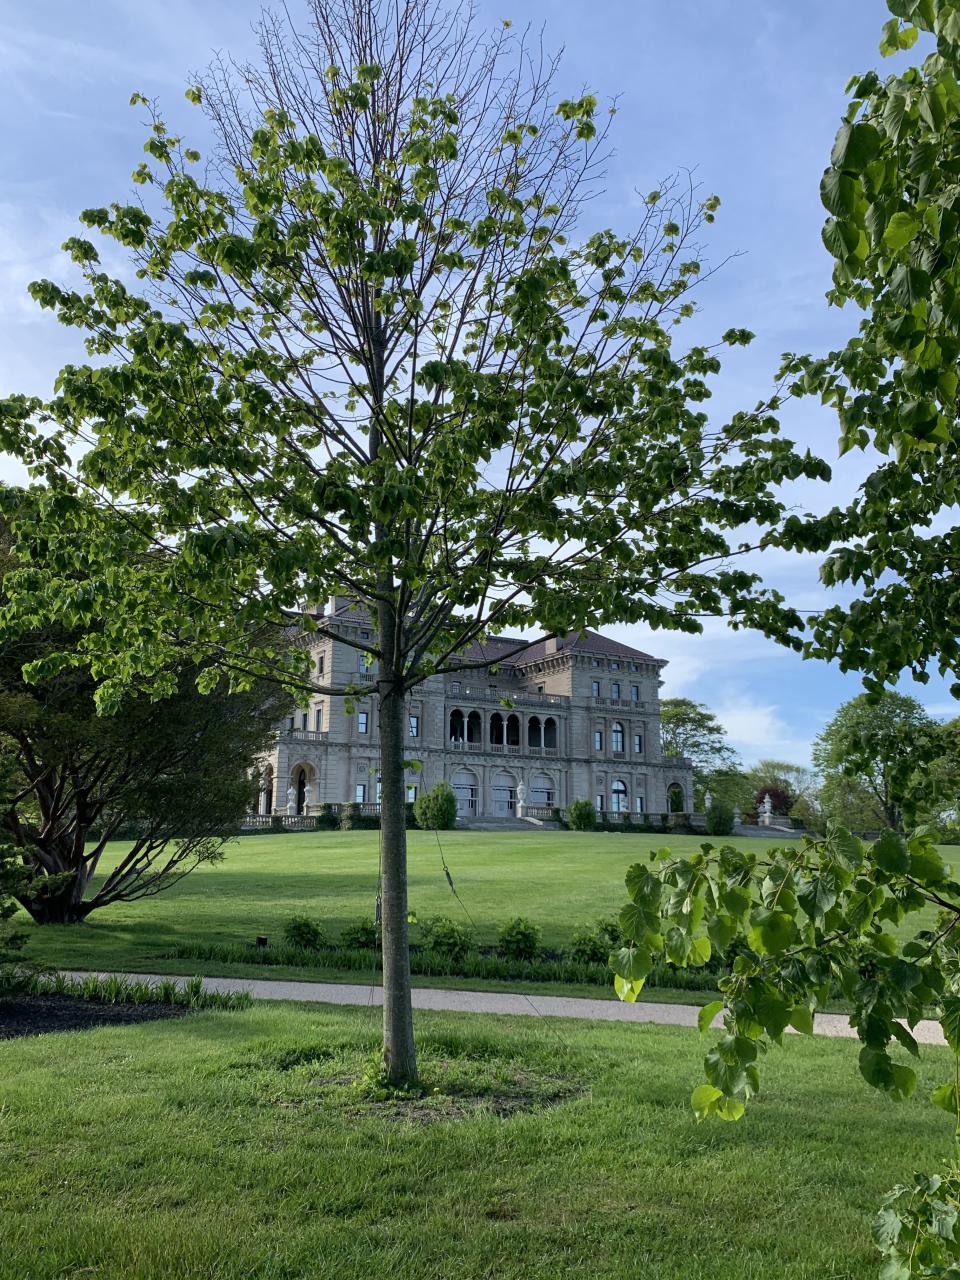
[0,0,954,767]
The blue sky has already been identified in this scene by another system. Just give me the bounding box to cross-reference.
[0,0,954,765]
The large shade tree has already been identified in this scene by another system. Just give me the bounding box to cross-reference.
[0,0,825,1082]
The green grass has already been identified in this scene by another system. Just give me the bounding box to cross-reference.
[19,830,798,985]
[0,1000,953,1279]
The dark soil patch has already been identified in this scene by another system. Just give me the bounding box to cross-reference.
[0,994,190,1040]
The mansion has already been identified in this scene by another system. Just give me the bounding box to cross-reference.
[259,598,694,822]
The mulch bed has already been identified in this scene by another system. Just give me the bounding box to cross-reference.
[0,994,190,1040]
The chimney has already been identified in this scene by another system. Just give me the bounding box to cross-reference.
[544,635,563,656]
[326,595,354,616]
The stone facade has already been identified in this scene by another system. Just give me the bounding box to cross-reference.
[258,601,693,821]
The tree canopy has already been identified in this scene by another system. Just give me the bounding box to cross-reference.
[0,0,826,1082]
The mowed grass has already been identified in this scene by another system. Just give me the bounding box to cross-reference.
[0,1000,953,1279]
[20,830,797,986]
[20,829,956,995]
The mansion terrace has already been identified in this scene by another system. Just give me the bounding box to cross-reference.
[259,598,694,822]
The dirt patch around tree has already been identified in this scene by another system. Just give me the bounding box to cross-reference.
[0,994,190,1040]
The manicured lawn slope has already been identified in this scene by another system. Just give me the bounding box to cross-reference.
[0,1001,951,1279]
[22,830,800,981]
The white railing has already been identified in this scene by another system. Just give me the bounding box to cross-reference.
[456,686,568,708]
[278,729,328,742]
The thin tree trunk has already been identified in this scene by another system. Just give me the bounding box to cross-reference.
[376,603,418,1085]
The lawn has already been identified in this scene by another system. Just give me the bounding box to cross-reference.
[0,999,952,1279]
[19,829,801,991]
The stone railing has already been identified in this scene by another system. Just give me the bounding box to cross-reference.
[453,686,568,708]
[277,729,328,743]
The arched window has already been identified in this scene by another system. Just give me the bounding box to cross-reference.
[543,717,557,749]
[612,722,624,753]
[506,714,520,747]
[527,716,542,748]
[449,709,465,743]
[611,779,628,813]
[531,773,555,806]
[467,710,482,744]
[490,712,504,745]
[668,783,685,813]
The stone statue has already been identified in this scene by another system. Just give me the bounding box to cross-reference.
[303,782,314,810]
[732,806,742,828]
[760,793,773,827]
[515,782,527,817]
[286,785,296,814]
[703,790,712,812]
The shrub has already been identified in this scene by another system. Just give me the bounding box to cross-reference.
[419,916,472,965]
[497,916,542,962]
[414,780,458,830]
[340,918,379,950]
[282,916,326,950]
[570,917,623,964]
[753,784,794,816]
[705,802,735,836]
[339,801,361,831]
[566,798,596,831]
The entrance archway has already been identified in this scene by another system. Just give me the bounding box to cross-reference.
[451,769,479,816]
[667,783,685,814]
[492,770,517,816]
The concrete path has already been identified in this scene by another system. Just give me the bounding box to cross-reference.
[65,971,948,1046]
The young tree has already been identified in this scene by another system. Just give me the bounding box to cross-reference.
[660,697,743,807]
[813,692,944,832]
[0,0,825,1081]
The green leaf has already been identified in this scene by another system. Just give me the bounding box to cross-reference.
[941,995,960,1052]
[822,217,861,261]
[690,1083,722,1117]
[613,974,646,1003]
[820,168,858,216]
[930,1082,960,1114]
[888,264,931,308]
[873,830,910,875]
[688,935,712,968]
[715,1096,746,1121]
[831,122,882,173]
[789,1006,814,1036]
[698,999,723,1036]
[882,211,921,252]
[748,908,800,956]
[609,945,652,983]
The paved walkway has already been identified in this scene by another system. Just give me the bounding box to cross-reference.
[65,972,948,1046]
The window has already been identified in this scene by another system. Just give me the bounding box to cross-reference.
[360,629,370,639]
[301,711,308,730]
[358,652,369,673]
[611,661,620,671]
[450,681,461,694]
[594,794,604,812]
[355,783,367,804]
[591,681,601,699]
[611,779,628,813]
[633,733,643,755]
[376,777,382,803]
[314,706,323,731]
[409,713,420,738]
[317,653,325,677]
[357,711,369,735]
[611,682,621,700]
[631,685,640,702]
[593,729,603,752]
[591,658,601,668]
[635,794,645,814]
[406,784,417,803]
[285,715,295,732]
[537,684,544,694]
[612,722,624,753]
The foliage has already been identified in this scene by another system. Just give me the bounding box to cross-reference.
[774,2,960,698]
[570,917,622,964]
[497,916,543,962]
[340,918,379,951]
[752,784,794,817]
[813,692,947,832]
[29,969,251,1010]
[418,915,472,964]
[745,760,818,808]
[660,700,741,811]
[614,825,960,1273]
[0,0,827,1081]
[705,802,735,837]
[566,799,597,832]
[282,917,327,951]
[413,782,458,832]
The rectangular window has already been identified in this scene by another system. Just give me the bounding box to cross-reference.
[286,715,295,732]
[409,714,420,738]
[591,681,601,699]
[635,795,645,814]
[594,729,603,752]
[406,784,417,803]
[537,684,544,694]
[595,794,604,812]
[360,630,370,639]
[450,680,461,694]
[633,733,643,754]
[611,682,621,700]
[317,653,325,677]
[358,711,369,734]
[301,711,308,730]
[355,783,367,804]
[611,661,620,670]
[314,706,323,731]
[358,652,369,673]
[376,778,382,803]
[631,685,640,702]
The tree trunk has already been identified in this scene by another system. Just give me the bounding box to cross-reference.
[18,873,91,924]
[376,607,418,1086]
